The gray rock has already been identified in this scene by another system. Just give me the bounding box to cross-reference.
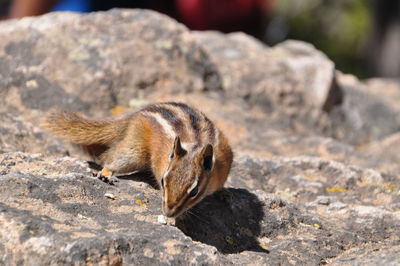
[329,243,400,265]
[1,152,399,265]
[193,32,339,111]
[0,9,400,265]
[0,9,221,117]
[328,73,400,145]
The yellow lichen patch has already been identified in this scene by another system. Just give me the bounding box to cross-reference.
[162,239,182,255]
[259,244,269,250]
[355,144,368,151]
[384,184,397,191]
[358,178,374,186]
[225,236,234,245]
[16,225,25,232]
[135,199,147,208]
[313,224,321,229]
[326,187,348,192]
[110,105,129,117]
[304,173,313,180]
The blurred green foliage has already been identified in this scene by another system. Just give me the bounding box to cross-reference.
[274,0,373,78]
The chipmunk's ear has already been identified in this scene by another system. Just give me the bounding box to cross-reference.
[171,136,186,159]
[200,144,213,171]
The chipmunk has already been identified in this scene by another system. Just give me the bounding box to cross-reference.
[43,102,233,218]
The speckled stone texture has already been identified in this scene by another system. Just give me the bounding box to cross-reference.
[0,9,399,265]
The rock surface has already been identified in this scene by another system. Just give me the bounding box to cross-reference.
[0,9,399,265]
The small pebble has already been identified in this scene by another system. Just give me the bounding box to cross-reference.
[0,170,9,175]
[77,214,88,220]
[104,193,116,200]
[157,215,167,225]
[5,161,16,167]
[316,196,330,205]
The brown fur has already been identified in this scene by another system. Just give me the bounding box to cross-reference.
[43,111,129,145]
[43,103,233,217]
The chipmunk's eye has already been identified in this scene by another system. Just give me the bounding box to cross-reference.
[188,181,199,198]
[169,152,174,160]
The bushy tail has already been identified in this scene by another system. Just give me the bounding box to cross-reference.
[43,111,128,145]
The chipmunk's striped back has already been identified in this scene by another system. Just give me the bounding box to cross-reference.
[138,102,219,149]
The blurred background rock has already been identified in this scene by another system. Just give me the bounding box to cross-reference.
[0,0,399,78]
[265,0,400,79]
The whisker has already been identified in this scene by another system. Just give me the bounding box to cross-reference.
[185,209,210,225]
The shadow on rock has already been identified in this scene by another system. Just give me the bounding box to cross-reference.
[175,188,267,254]
[87,161,159,189]
[117,171,159,189]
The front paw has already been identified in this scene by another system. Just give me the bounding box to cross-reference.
[97,168,118,185]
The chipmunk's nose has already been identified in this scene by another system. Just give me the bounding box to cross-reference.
[163,206,175,217]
